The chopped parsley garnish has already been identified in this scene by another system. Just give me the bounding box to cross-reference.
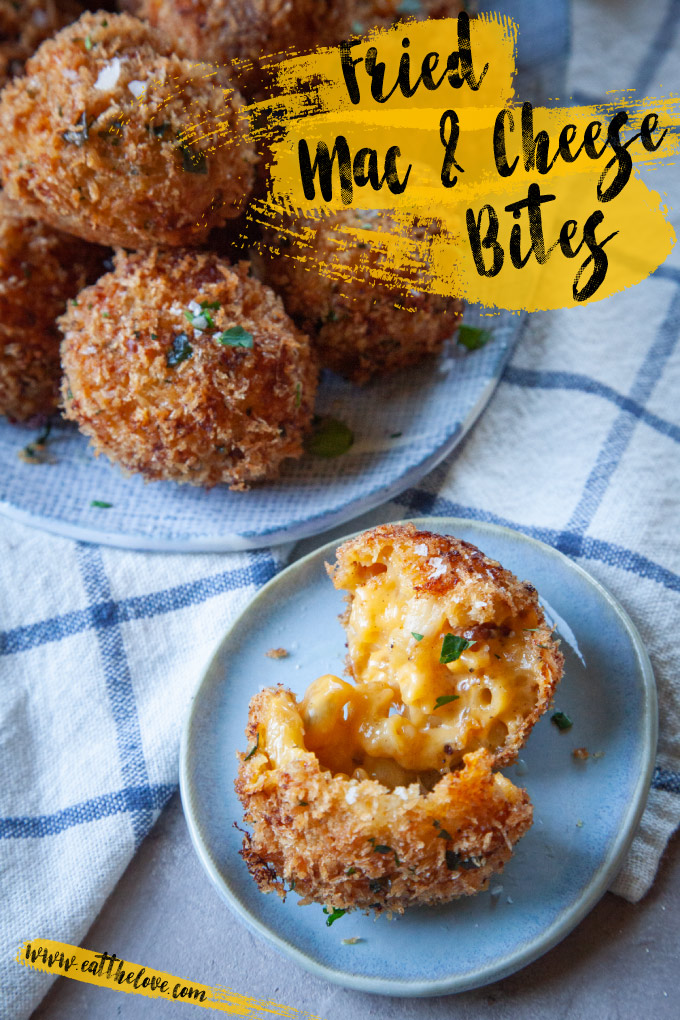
[368,876,389,894]
[216,326,254,348]
[551,711,573,731]
[180,146,207,174]
[346,866,357,876]
[446,850,482,871]
[295,382,302,408]
[90,500,113,509]
[244,732,260,760]
[439,634,473,663]
[19,421,52,464]
[372,844,393,854]
[523,627,541,632]
[166,333,193,366]
[411,632,424,641]
[457,325,492,351]
[84,35,93,51]
[305,417,354,458]
[62,111,88,147]
[434,695,460,710]
[323,907,346,927]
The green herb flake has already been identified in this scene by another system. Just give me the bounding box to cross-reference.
[434,694,460,709]
[439,633,473,664]
[457,325,492,351]
[166,333,193,366]
[390,431,402,438]
[216,326,254,349]
[90,500,113,509]
[19,422,52,464]
[323,907,346,927]
[180,146,207,174]
[372,844,393,854]
[411,632,424,642]
[295,382,302,408]
[84,35,93,51]
[551,711,573,731]
[346,866,357,876]
[523,627,541,632]
[305,417,354,458]
[244,732,260,760]
[62,111,88,147]
[297,800,308,806]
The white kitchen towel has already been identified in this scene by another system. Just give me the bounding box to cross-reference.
[1,0,680,1017]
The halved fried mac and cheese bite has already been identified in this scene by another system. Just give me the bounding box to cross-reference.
[236,524,563,916]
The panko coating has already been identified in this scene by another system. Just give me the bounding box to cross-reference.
[0,12,256,248]
[0,0,83,89]
[236,524,563,915]
[123,0,353,96]
[59,248,318,488]
[0,193,106,423]
[237,688,532,914]
[261,210,464,384]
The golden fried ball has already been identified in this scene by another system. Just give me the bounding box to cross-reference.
[0,193,106,422]
[236,524,563,915]
[124,0,353,96]
[262,210,464,384]
[0,0,83,89]
[0,12,256,248]
[59,248,318,488]
[237,688,532,915]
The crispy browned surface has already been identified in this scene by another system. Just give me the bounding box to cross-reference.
[124,0,353,96]
[0,194,107,422]
[329,523,564,767]
[59,248,318,487]
[0,0,83,88]
[262,209,464,384]
[236,688,532,914]
[0,12,256,248]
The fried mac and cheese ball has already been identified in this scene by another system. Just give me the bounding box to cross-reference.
[262,210,464,384]
[59,248,317,488]
[236,524,563,915]
[0,0,82,89]
[124,0,352,96]
[0,12,256,248]
[0,194,106,422]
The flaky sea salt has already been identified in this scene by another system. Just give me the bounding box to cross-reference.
[345,786,358,805]
[414,543,428,556]
[94,58,120,91]
[127,79,146,99]
[429,556,447,579]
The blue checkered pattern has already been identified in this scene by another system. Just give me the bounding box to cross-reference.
[2,1,680,1017]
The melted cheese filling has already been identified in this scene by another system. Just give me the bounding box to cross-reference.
[296,555,542,787]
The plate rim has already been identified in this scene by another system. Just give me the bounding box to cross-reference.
[0,318,523,552]
[179,516,658,996]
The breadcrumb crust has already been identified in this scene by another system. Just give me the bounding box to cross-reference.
[59,248,318,487]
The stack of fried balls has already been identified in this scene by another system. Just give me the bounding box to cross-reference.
[0,1,464,487]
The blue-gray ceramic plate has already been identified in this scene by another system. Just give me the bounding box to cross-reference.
[180,517,657,995]
[0,309,521,552]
